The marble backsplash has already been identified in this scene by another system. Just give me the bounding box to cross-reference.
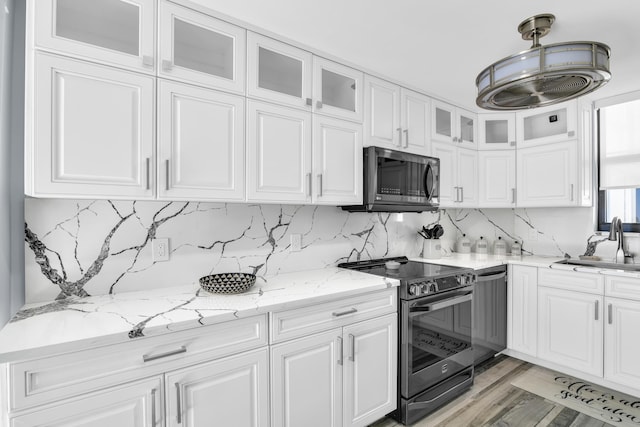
[25,198,637,304]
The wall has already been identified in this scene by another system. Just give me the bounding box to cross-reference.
[24,198,449,303]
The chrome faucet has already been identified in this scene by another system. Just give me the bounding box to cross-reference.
[608,217,629,263]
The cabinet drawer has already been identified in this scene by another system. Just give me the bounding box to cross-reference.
[9,315,267,411]
[605,275,640,300]
[270,289,397,343]
[538,268,604,294]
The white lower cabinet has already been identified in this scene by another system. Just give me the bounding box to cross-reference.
[11,376,162,427]
[167,348,269,427]
[604,297,640,389]
[537,286,603,377]
[507,265,538,357]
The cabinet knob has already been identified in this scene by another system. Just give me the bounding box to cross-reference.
[316,100,323,109]
[568,130,575,137]
[162,60,173,71]
[142,56,154,67]
[306,98,312,106]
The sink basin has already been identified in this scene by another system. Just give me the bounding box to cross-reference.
[555,259,640,272]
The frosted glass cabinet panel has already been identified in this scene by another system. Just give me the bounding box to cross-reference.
[313,57,364,122]
[431,100,476,146]
[434,106,452,140]
[516,100,578,147]
[478,113,516,150]
[159,2,246,93]
[33,0,155,72]
[248,32,313,109]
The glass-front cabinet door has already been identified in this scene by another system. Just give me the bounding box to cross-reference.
[457,108,477,147]
[312,57,363,122]
[478,113,516,150]
[33,0,156,73]
[159,2,246,93]
[516,100,578,147]
[247,31,313,110]
[431,100,454,143]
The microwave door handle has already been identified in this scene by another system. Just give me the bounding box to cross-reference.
[423,164,433,200]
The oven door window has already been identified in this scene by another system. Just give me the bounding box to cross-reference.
[408,294,472,374]
[376,157,432,200]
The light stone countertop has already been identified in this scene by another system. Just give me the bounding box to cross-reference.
[0,267,399,363]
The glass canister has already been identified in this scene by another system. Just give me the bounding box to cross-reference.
[476,236,488,254]
[457,234,471,253]
[511,240,522,256]
[493,236,507,255]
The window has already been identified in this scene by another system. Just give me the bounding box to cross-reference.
[597,94,640,232]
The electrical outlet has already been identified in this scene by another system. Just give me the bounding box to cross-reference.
[152,238,170,262]
[290,234,302,252]
[528,229,538,241]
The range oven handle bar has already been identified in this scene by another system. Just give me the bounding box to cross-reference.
[409,290,473,314]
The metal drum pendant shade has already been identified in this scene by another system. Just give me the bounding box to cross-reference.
[476,14,611,110]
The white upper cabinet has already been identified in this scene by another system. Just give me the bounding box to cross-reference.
[247,32,313,110]
[516,100,578,147]
[517,140,578,207]
[313,116,363,205]
[363,75,430,155]
[313,57,364,122]
[27,53,155,199]
[432,143,477,208]
[158,80,245,201]
[431,99,476,147]
[32,0,156,73]
[247,100,313,203]
[478,113,516,150]
[478,150,516,208]
[159,2,246,93]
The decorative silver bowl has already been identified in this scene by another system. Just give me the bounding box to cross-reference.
[199,272,256,294]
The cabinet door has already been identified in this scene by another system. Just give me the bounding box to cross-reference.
[400,88,431,155]
[508,265,538,356]
[431,142,457,207]
[271,329,343,427]
[363,75,400,149]
[517,140,578,207]
[167,348,269,427]
[456,108,477,148]
[457,148,478,207]
[247,100,312,203]
[431,99,455,143]
[29,53,154,199]
[604,297,640,389]
[343,314,397,427]
[159,2,246,93]
[11,377,162,427]
[516,100,578,147]
[478,113,516,150]
[247,32,313,110]
[313,116,363,205]
[478,150,516,207]
[538,287,603,376]
[33,0,155,73]
[313,57,364,122]
[158,80,245,201]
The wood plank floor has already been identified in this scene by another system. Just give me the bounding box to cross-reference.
[369,356,614,427]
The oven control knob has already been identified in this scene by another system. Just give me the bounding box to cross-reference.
[429,282,438,293]
[409,284,421,296]
[420,283,430,294]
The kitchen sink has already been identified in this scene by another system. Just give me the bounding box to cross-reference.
[555,258,640,272]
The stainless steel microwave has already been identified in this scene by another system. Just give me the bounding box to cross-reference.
[342,146,439,212]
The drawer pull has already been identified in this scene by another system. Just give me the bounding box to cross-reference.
[332,308,357,317]
[143,346,187,362]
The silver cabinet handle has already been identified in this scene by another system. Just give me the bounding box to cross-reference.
[175,382,182,424]
[349,334,355,362]
[396,128,403,147]
[332,308,357,317]
[460,187,464,202]
[608,303,613,324]
[570,184,574,201]
[162,59,173,71]
[143,346,187,362]
[337,336,343,366]
[511,188,516,204]
[165,159,170,191]
[151,388,157,426]
[306,98,312,106]
[316,100,323,109]
[306,173,312,197]
[317,174,323,197]
[403,129,409,148]
[595,300,599,321]
[143,55,154,67]
[145,158,151,190]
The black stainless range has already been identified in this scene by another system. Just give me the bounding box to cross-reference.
[339,256,476,425]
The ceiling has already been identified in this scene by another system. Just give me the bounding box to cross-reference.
[189,0,640,111]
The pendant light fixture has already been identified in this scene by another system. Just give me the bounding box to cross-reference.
[475,13,611,110]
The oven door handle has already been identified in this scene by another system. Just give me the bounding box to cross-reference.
[409,292,472,314]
